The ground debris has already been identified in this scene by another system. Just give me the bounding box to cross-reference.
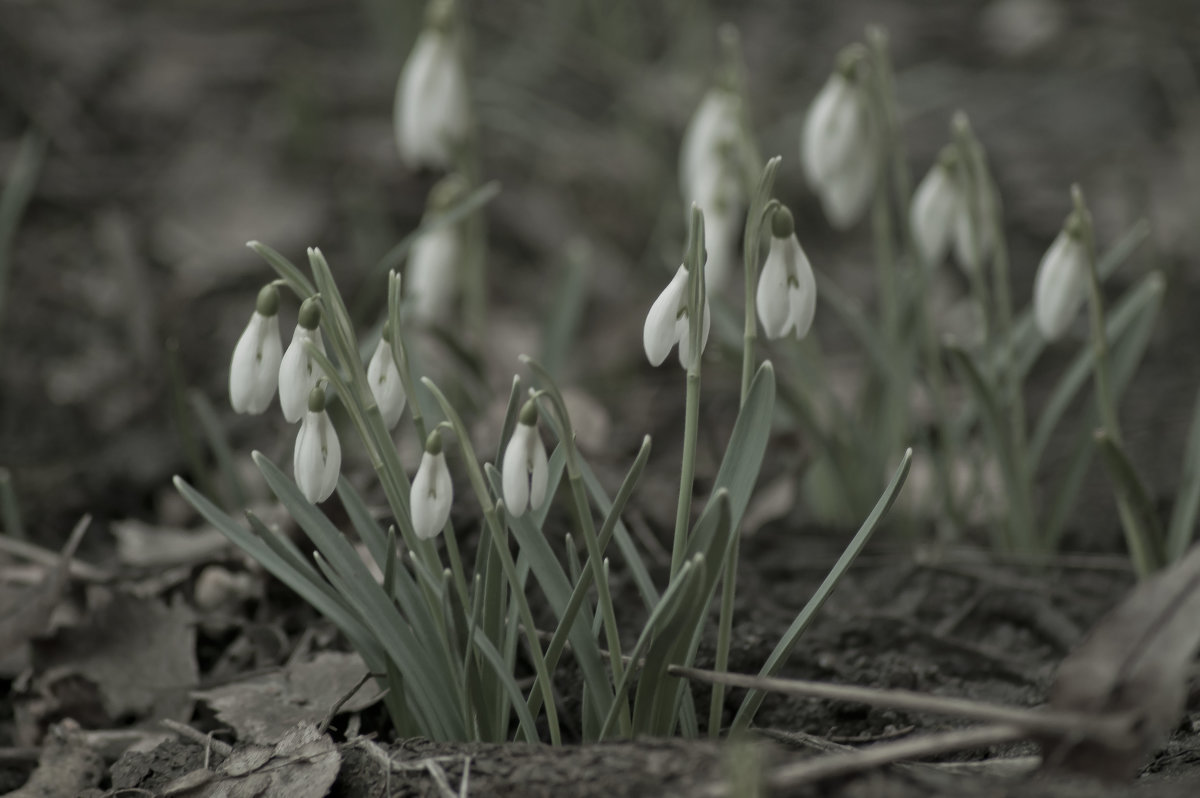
[0,720,103,798]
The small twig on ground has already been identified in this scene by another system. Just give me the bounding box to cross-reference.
[317,670,377,735]
[160,719,233,758]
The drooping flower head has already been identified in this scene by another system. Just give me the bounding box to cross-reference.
[411,429,453,539]
[367,327,407,430]
[394,0,470,170]
[279,297,326,423]
[229,284,282,415]
[643,263,711,370]
[801,46,879,230]
[293,384,341,504]
[502,399,549,516]
[1033,210,1089,341]
[910,147,960,267]
[756,206,817,340]
[408,175,466,325]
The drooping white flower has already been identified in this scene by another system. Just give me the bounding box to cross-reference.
[407,223,460,324]
[293,386,341,504]
[1033,214,1089,341]
[910,150,960,266]
[229,284,282,415]
[278,297,326,423]
[411,430,453,539]
[756,207,817,340]
[367,331,407,430]
[643,264,711,370]
[394,0,470,170]
[691,155,744,293]
[801,55,879,230]
[680,87,743,202]
[951,173,998,274]
[502,401,549,516]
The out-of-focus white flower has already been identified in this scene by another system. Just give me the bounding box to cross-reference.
[643,264,711,369]
[279,298,326,423]
[952,174,998,274]
[680,87,743,201]
[691,158,743,292]
[229,284,282,415]
[910,150,960,266]
[407,223,460,324]
[411,430,453,539]
[1033,214,1089,341]
[501,400,548,516]
[367,331,407,430]
[394,0,469,170]
[801,57,878,230]
[293,386,341,504]
[756,207,817,340]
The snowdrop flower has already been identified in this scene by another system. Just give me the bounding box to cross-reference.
[367,329,407,430]
[278,297,326,423]
[229,284,282,415]
[643,264,711,370]
[679,86,743,203]
[502,400,549,516]
[293,385,341,504]
[756,207,817,340]
[691,149,743,293]
[910,148,960,266]
[1033,213,1089,341]
[394,0,469,170]
[951,172,997,275]
[801,52,878,230]
[408,177,465,324]
[411,430,453,539]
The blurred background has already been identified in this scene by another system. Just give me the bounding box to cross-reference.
[1,0,1199,545]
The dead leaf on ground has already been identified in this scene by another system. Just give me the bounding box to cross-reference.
[1042,542,1200,779]
[112,518,232,569]
[159,722,340,798]
[194,652,382,745]
[2,719,104,798]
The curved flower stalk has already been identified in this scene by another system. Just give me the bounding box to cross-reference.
[394,0,470,170]
[1033,211,1088,341]
[643,264,711,370]
[293,384,341,503]
[411,429,453,539]
[756,207,817,340]
[229,284,282,414]
[501,399,549,516]
[278,297,326,423]
[367,328,407,430]
[408,176,466,324]
[801,49,878,230]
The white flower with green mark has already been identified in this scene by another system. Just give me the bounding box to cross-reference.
[643,264,710,370]
[411,430,452,539]
[293,385,341,504]
[278,297,326,423]
[1033,212,1089,341]
[394,0,469,170]
[367,330,407,430]
[502,400,548,516]
[756,207,817,340]
[229,284,282,415]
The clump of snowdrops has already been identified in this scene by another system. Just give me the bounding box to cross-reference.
[175,7,1200,747]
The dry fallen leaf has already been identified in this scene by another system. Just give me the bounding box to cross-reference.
[0,516,90,656]
[1042,542,1200,779]
[2,719,104,798]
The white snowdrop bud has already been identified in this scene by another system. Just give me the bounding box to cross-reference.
[394,0,470,170]
[367,329,407,430]
[411,430,453,539]
[293,385,341,504]
[502,400,549,516]
[229,284,282,415]
[910,148,960,266]
[278,297,326,423]
[756,207,817,340]
[1033,213,1089,341]
[643,264,711,370]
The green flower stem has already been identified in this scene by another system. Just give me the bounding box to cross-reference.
[422,377,563,744]
[671,208,706,582]
[388,270,428,442]
[1074,186,1161,576]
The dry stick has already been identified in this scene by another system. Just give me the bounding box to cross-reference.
[668,665,1136,750]
[700,724,1027,796]
[160,719,233,758]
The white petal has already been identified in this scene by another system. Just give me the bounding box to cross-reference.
[680,89,741,201]
[786,236,818,339]
[411,451,452,539]
[910,165,958,265]
[693,170,743,294]
[396,31,469,169]
[1033,230,1088,341]
[952,180,997,275]
[643,265,689,367]
[294,410,341,503]
[801,74,863,190]
[279,327,326,423]
[367,338,407,430]
[528,432,549,511]
[819,130,878,230]
[408,224,460,324]
[501,424,532,516]
[230,312,282,415]
[756,237,792,339]
[677,296,711,370]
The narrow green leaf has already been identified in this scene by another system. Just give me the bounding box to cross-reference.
[471,628,540,743]
[1095,431,1165,574]
[1168,386,1200,561]
[247,241,316,298]
[186,390,247,509]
